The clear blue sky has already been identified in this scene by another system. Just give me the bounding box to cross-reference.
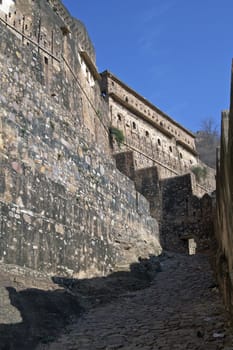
[62,0,233,133]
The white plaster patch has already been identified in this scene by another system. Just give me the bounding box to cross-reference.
[0,0,15,14]
[55,223,64,235]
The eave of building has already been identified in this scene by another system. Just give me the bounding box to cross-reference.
[109,92,198,155]
[101,70,195,139]
[176,139,198,156]
[109,92,174,139]
[80,51,100,81]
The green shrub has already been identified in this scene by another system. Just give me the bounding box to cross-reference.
[96,110,102,119]
[109,127,125,147]
[191,166,207,182]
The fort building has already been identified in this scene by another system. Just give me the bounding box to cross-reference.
[101,71,215,196]
[101,71,197,176]
[0,0,216,278]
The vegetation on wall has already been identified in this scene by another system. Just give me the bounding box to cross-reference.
[109,127,125,147]
[191,166,207,182]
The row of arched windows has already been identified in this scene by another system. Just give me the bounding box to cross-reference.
[110,82,195,148]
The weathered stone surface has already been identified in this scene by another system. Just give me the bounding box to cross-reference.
[0,1,161,277]
[215,62,233,321]
[37,253,233,350]
[0,264,83,350]
[114,156,214,254]
[161,174,214,253]
[0,287,22,324]
[101,71,216,194]
[0,2,230,348]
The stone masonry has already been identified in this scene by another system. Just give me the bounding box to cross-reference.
[215,61,233,322]
[0,0,161,278]
[0,0,215,277]
[101,71,216,194]
[38,253,233,350]
[1,1,233,349]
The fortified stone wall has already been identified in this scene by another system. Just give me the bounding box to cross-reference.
[0,0,215,279]
[0,0,161,277]
[101,71,216,193]
[111,151,214,255]
[215,63,233,319]
[0,0,105,140]
[161,174,214,254]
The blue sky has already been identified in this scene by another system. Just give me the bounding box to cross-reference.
[62,0,233,132]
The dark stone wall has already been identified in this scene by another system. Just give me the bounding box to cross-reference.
[160,174,214,254]
[215,63,233,319]
[0,4,161,277]
[114,151,135,181]
[134,166,161,222]
[112,152,214,254]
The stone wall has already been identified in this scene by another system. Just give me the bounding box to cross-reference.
[101,71,216,193]
[215,63,233,319]
[112,151,214,254]
[0,1,161,278]
[161,174,214,254]
[101,71,196,151]
[0,0,215,279]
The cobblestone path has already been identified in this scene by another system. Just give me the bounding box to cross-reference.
[41,253,233,350]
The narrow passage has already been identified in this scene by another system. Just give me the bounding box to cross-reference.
[41,253,233,350]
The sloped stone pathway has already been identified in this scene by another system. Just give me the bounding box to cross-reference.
[40,253,233,350]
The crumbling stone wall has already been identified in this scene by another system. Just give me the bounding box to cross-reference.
[0,0,161,277]
[215,63,233,319]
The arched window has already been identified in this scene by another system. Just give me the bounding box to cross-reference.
[145,130,149,137]
[169,146,172,153]
[132,121,136,129]
[158,139,161,146]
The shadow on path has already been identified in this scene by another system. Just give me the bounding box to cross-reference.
[0,254,162,350]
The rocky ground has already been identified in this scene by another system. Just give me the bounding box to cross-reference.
[0,252,232,350]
